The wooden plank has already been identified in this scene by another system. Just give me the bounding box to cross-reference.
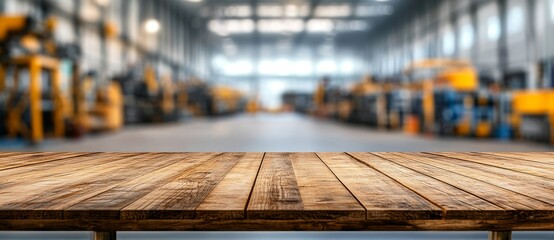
[482,152,554,165]
[398,153,554,206]
[0,153,180,219]
[196,152,264,220]
[247,153,366,220]
[0,152,39,158]
[432,152,554,180]
[383,153,554,211]
[66,152,222,219]
[317,152,441,220]
[3,218,554,231]
[121,153,245,220]
[0,152,94,171]
[0,153,138,191]
[347,152,505,220]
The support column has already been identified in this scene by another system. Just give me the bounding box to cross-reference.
[489,231,512,240]
[92,231,116,240]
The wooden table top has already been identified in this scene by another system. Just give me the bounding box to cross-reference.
[0,152,554,231]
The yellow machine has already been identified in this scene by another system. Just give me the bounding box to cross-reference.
[403,59,479,136]
[346,75,385,126]
[246,97,260,114]
[2,56,69,144]
[115,65,179,123]
[0,15,71,144]
[90,82,124,131]
[72,72,123,133]
[210,86,246,115]
[160,74,176,118]
[313,77,330,117]
[511,90,554,144]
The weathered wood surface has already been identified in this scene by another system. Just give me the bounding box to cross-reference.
[0,152,553,231]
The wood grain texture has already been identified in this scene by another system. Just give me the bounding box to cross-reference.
[317,152,441,220]
[65,152,221,219]
[0,152,553,231]
[196,153,264,220]
[348,152,505,220]
[121,153,244,219]
[480,152,554,165]
[401,153,554,206]
[0,152,93,171]
[432,152,554,180]
[388,153,554,211]
[247,153,365,220]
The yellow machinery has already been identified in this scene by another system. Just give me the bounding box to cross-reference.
[2,55,69,144]
[72,72,123,133]
[90,82,123,131]
[381,82,407,130]
[346,75,385,126]
[210,86,246,115]
[403,59,479,136]
[246,97,260,114]
[70,21,123,133]
[313,77,330,117]
[511,90,554,144]
[312,76,343,118]
[114,65,179,123]
[0,15,71,144]
[160,74,176,119]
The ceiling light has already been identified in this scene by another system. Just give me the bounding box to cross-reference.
[95,0,110,6]
[224,5,251,17]
[257,20,304,33]
[144,19,160,34]
[307,19,334,32]
[315,5,351,17]
[258,5,283,17]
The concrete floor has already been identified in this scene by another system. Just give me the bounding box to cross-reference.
[35,113,553,152]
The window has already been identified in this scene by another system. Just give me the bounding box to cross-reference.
[551,0,554,22]
[507,6,524,34]
[460,23,474,49]
[487,15,501,41]
[442,30,455,55]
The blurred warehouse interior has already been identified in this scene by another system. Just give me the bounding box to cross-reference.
[0,0,553,149]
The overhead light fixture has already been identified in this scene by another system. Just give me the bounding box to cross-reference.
[224,5,252,17]
[208,20,254,35]
[257,20,304,33]
[315,5,351,17]
[186,0,202,2]
[144,19,160,34]
[95,0,110,6]
[307,19,334,33]
[257,5,283,17]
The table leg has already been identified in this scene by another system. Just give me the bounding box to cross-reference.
[489,231,512,240]
[91,231,117,240]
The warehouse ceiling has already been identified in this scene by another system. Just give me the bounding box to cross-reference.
[172,0,430,78]
[173,0,420,41]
